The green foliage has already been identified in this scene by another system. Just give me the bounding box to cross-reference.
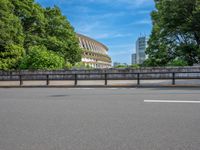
[167,58,188,67]
[0,0,25,70]
[72,62,93,69]
[0,44,25,70]
[114,65,128,69]
[20,45,64,70]
[114,64,140,69]
[11,0,46,48]
[0,0,82,70]
[43,6,82,64]
[129,64,140,69]
[65,62,73,70]
[146,0,200,66]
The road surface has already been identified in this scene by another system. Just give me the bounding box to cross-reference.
[0,88,200,150]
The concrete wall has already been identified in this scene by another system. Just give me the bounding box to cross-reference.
[0,67,200,81]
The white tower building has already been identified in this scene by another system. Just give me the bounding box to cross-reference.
[136,36,148,64]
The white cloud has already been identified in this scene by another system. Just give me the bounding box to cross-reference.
[109,44,134,49]
[136,10,151,14]
[94,0,154,8]
[112,33,132,38]
[77,31,133,40]
[87,0,152,6]
[110,50,132,56]
[76,21,101,33]
[54,0,154,9]
[130,19,152,25]
[91,33,110,39]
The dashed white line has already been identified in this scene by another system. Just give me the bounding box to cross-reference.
[144,100,200,103]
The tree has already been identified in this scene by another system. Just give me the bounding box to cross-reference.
[114,65,128,69]
[129,64,140,69]
[146,0,200,66]
[11,0,46,49]
[44,6,82,64]
[167,58,188,66]
[11,1,82,65]
[20,45,64,70]
[0,0,25,70]
[1,0,82,70]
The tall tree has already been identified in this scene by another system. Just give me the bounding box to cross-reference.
[0,0,25,70]
[11,1,82,65]
[0,0,82,70]
[11,0,46,49]
[44,6,82,65]
[145,0,200,66]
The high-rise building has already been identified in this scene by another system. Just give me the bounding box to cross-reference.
[132,53,137,64]
[135,36,148,64]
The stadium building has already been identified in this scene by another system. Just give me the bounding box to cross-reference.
[77,33,112,68]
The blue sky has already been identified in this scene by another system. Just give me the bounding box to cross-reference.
[36,0,155,64]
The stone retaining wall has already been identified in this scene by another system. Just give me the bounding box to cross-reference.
[0,67,200,81]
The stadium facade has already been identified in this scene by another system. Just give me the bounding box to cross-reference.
[77,33,112,68]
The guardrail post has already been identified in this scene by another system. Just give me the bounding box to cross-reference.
[74,74,78,86]
[172,72,175,85]
[137,73,140,85]
[46,75,49,86]
[19,75,23,86]
[105,73,107,86]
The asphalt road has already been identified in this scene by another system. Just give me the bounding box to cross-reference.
[0,88,200,150]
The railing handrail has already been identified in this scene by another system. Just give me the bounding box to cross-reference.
[1,71,200,76]
[0,71,200,86]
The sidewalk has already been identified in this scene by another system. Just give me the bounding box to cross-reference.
[0,80,200,88]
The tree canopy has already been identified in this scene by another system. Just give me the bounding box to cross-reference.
[44,7,82,64]
[145,0,200,66]
[0,0,82,70]
[20,45,64,70]
[0,0,25,70]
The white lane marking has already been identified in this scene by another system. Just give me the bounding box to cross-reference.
[144,100,200,103]
[69,88,136,90]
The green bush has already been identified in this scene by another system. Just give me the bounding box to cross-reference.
[129,64,140,69]
[65,62,73,70]
[167,58,188,67]
[20,45,65,70]
[0,44,25,70]
[114,65,128,68]
[72,62,93,69]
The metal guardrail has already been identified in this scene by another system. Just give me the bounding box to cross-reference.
[0,72,200,86]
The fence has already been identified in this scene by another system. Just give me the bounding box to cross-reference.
[0,70,200,86]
